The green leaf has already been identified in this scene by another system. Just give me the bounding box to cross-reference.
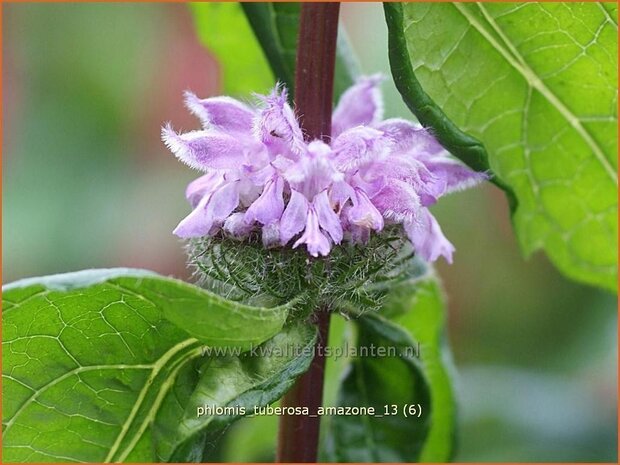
[2,269,308,462]
[135,275,292,351]
[384,2,618,292]
[239,3,298,94]
[189,3,274,95]
[382,276,457,462]
[219,413,278,462]
[167,323,317,461]
[7,268,290,352]
[241,2,359,99]
[327,313,432,462]
[329,267,456,462]
[2,269,200,462]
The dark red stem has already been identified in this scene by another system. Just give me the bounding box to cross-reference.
[276,309,331,463]
[275,3,340,463]
[293,3,340,143]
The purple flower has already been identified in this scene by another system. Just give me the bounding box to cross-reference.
[163,77,487,262]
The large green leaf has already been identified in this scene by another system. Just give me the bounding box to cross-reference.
[189,3,274,95]
[241,2,358,99]
[328,267,456,462]
[1,269,312,462]
[385,2,618,292]
[2,269,198,462]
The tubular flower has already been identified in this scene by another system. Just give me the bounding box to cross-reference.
[163,76,487,262]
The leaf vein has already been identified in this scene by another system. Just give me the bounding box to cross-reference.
[454,2,617,184]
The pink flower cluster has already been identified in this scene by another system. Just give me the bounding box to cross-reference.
[163,76,486,262]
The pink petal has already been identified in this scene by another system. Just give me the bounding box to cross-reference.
[185,172,225,207]
[174,182,240,238]
[184,92,255,133]
[331,126,387,171]
[224,212,253,239]
[371,180,421,222]
[375,120,488,195]
[209,181,241,221]
[162,124,250,170]
[284,141,340,199]
[293,208,331,257]
[244,176,285,225]
[329,180,355,211]
[376,119,443,156]
[350,172,387,199]
[280,189,309,244]
[404,209,455,263]
[313,190,343,244]
[421,157,489,194]
[332,75,383,136]
[349,188,384,231]
[255,86,305,156]
[366,158,444,207]
[245,162,277,186]
[173,194,213,238]
[237,177,262,208]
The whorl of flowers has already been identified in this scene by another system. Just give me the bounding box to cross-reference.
[162,76,486,263]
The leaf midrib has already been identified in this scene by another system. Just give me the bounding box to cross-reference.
[104,338,200,462]
[114,346,205,462]
[167,326,318,458]
[450,2,617,184]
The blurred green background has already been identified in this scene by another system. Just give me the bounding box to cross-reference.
[3,3,616,462]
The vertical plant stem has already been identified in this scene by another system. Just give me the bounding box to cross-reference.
[276,3,340,463]
[276,308,331,463]
[293,3,340,142]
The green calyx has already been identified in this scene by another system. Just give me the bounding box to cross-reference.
[185,229,426,319]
